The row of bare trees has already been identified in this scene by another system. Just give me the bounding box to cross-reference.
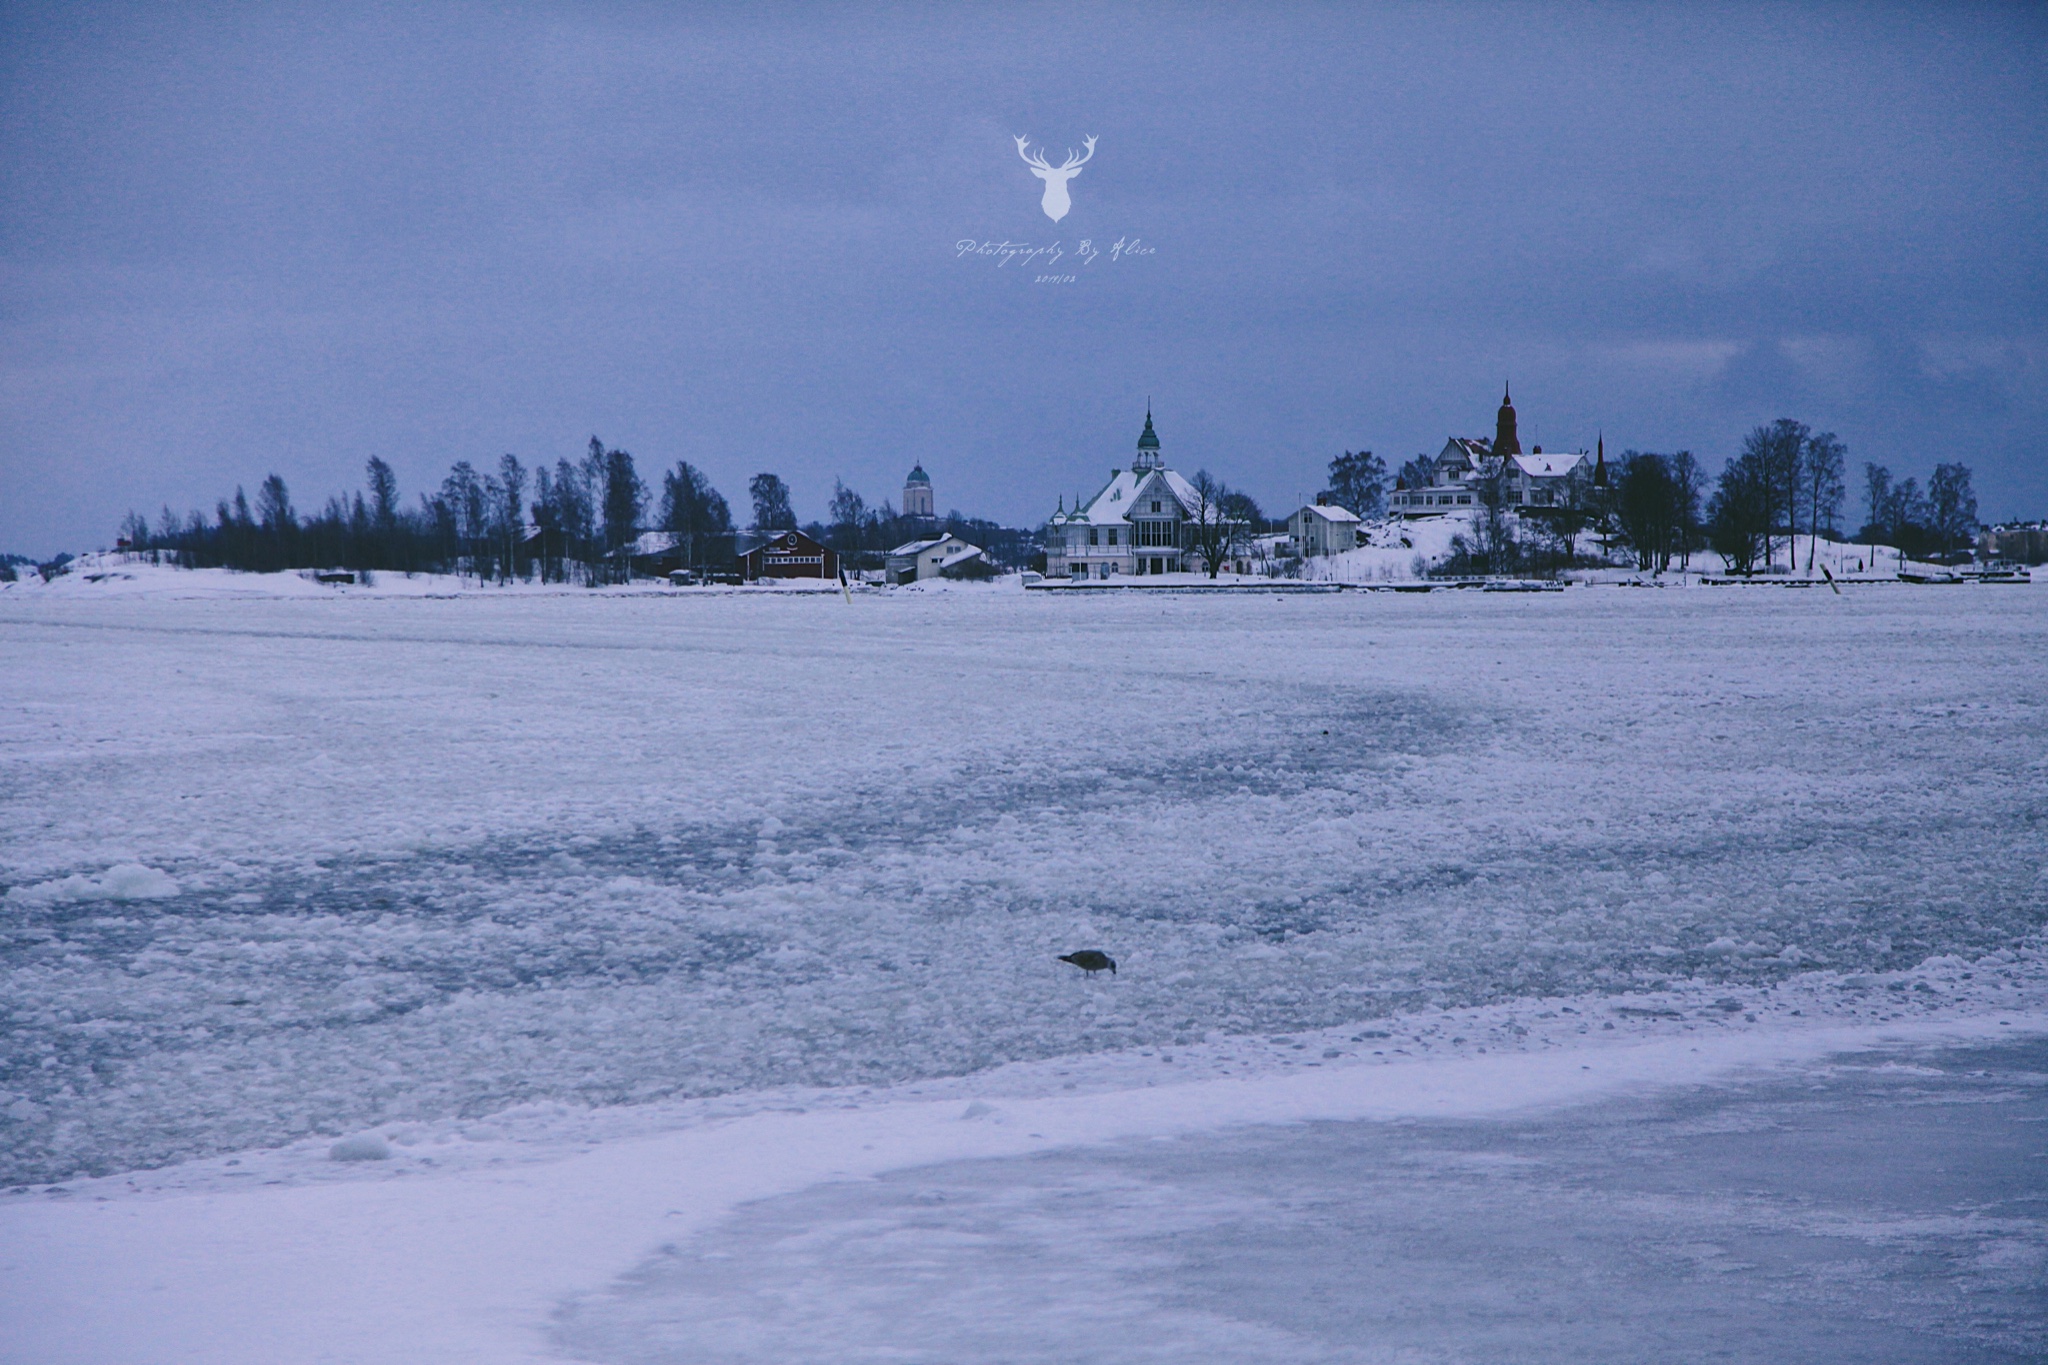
[119,450,1059,581]
[1860,462,1978,560]
[1701,420,1849,574]
[124,441,675,583]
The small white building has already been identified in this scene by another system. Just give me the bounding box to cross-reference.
[886,533,983,583]
[1289,501,1361,556]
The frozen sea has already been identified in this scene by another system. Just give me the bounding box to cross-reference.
[2,580,2045,1361]
[556,1036,2048,1365]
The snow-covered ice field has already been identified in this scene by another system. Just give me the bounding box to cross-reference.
[2,583,2045,1361]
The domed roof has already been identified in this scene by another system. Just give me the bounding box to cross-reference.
[1135,411,1159,450]
[905,463,930,485]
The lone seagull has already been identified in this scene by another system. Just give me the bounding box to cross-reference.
[1059,950,1116,976]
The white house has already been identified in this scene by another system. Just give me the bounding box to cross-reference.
[1289,500,1361,556]
[886,533,983,583]
[1503,448,1596,510]
[1388,387,1602,516]
[1045,411,1245,578]
[1388,437,1488,516]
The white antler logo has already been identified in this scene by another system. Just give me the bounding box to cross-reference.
[1014,134,1096,222]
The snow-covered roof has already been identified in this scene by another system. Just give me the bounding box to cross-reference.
[1509,452,1589,479]
[631,531,678,555]
[1298,503,1361,523]
[1061,467,1205,526]
[888,533,982,561]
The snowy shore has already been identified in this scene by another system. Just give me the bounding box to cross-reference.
[3,997,2042,1365]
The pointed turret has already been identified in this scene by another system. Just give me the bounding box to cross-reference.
[1593,433,1607,488]
[1494,383,1521,457]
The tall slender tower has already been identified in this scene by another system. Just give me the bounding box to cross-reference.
[1494,384,1521,457]
[903,463,934,521]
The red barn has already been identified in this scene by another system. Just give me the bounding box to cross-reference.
[738,529,839,581]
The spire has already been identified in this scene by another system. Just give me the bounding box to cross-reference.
[1594,432,1607,488]
[1494,383,1521,457]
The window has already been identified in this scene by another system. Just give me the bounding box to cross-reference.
[1107,528,1118,546]
[1150,500,1162,513]
[1088,528,1099,546]
[1134,520,1177,547]
[1457,495,1472,505]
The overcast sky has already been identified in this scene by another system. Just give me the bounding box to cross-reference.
[3,3,2044,555]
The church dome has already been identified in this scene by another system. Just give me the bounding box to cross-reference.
[905,464,931,485]
[1135,412,1160,451]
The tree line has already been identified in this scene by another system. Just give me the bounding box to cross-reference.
[1329,423,1977,577]
[125,441,667,583]
[118,446,1040,580]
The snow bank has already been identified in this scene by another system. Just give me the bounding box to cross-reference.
[326,1133,392,1162]
[3,1002,2040,1365]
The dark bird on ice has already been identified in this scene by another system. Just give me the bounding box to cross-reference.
[1059,950,1117,976]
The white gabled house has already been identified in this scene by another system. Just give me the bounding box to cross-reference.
[1288,500,1361,556]
[886,533,983,583]
[1388,386,1603,517]
[1044,410,1243,579]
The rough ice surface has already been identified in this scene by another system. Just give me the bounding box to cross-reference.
[555,1036,2048,1365]
[1,587,2044,1188]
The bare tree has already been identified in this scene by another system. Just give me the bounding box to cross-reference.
[661,461,733,570]
[749,473,795,532]
[1670,451,1704,571]
[1926,463,1978,559]
[600,447,644,583]
[1471,458,1517,575]
[1325,450,1387,519]
[497,453,527,582]
[1614,452,1678,573]
[827,479,867,553]
[1802,433,1845,572]
[1739,420,1806,571]
[1185,470,1247,579]
[1707,448,1770,575]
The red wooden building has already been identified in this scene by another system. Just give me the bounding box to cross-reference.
[738,529,839,581]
